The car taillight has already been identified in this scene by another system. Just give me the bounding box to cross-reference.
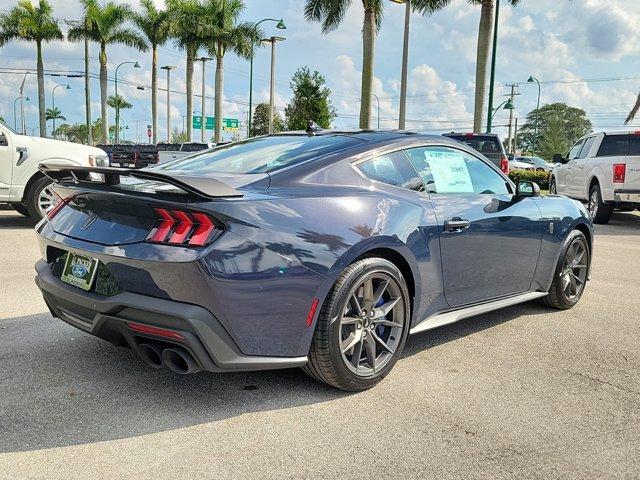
[46,193,75,220]
[613,163,626,183]
[146,208,219,246]
[500,156,509,174]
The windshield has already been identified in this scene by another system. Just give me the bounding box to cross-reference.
[153,135,361,175]
[0,120,18,135]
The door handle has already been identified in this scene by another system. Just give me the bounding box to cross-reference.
[444,217,470,232]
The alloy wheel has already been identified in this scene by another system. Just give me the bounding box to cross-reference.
[588,190,598,218]
[37,185,59,218]
[560,238,588,301]
[337,273,405,376]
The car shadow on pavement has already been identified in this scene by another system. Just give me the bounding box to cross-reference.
[0,301,549,453]
[0,211,37,229]
[593,211,640,236]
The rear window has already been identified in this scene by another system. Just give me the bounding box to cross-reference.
[154,135,360,174]
[445,135,504,156]
[597,134,640,156]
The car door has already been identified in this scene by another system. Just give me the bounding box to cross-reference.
[567,136,596,199]
[404,145,544,308]
[557,139,585,197]
[0,125,14,201]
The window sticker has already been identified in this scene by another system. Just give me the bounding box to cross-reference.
[424,150,474,193]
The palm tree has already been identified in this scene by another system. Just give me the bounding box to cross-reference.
[625,94,640,125]
[69,0,147,144]
[469,0,519,133]
[205,0,261,143]
[0,0,63,138]
[107,95,132,142]
[305,0,448,129]
[45,106,65,138]
[167,0,211,142]
[133,0,169,144]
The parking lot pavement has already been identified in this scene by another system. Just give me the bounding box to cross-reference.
[0,209,639,480]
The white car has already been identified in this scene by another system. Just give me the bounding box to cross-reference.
[508,158,535,171]
[550,131,640,224]
[0,122,108,220]
[514,155,554,172]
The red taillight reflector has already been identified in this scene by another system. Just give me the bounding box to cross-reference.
[500,156,509,175]
[188,212,215,246]
[613,164,626,183]
[148,208,174,242]
[46,193,75,220]
[168,210,194,244]
[305,298,320,329]
[127,322,185,340]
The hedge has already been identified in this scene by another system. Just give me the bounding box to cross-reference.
[508,169,550,190]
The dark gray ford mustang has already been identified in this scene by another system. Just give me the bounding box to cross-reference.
[34,131,593,390]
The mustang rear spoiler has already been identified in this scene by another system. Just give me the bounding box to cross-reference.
[38,164,243,199]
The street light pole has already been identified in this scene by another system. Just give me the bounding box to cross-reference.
[161,65,177,142]
[486,0,501,133]
[248,19,286,137]
[262,36,286,134]
[372,93,381,129]
[196,57,212,142]
[13,96,29,133]
[527,75,541,150]
[114,61,140,143]
[51,84,70,139]
[391,0,411,130]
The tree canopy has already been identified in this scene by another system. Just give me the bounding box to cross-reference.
[517,103,592,160]
[285,67,336,130]
[251,103,284,137]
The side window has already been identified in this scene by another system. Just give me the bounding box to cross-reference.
[578,136,596,159]
[597,135,631,157]
[567,139,585,160]
[404,146,509,195]
[356,151,424,192]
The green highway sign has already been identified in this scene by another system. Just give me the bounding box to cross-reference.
[193,116,239,131]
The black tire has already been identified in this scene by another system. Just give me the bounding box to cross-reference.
[303,257,411,391]
[540,229,590,310]
[25,176,56,221]
[12,203,30,217]
[549,177,557,194]
[588,183,613,224]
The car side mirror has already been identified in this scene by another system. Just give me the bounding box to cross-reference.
[516,180,540,198]
[552,153,566,164]
[507,153,514,161]
[0,133,7,147]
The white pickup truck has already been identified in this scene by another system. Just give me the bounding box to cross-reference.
[550,131,640,224]
[0,122,108,220]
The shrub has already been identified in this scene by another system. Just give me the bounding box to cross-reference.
[508,169,550,190]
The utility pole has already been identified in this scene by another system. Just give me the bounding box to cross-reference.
[262,36,286,134]
[486,0,501,133]
[161,65,176,142]
[514,117,519,154]
[393,0,411,130]
[505,83,520,154]
[84,37,92,145]
[196,57,211,142]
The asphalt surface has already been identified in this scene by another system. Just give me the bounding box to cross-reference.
[0,208,639,479]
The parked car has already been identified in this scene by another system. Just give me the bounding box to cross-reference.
[550,131,640,223]
[156,142,211,164]
[34,131,592,391]
[508,158,535,171]
[443,132,510,174]
[0,121,108,220]
[514,155,553,172]
[103,144,159,169]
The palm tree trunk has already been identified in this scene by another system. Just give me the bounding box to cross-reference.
[359,7,376,130]
[473,0,494,133]
[100,43,109,143]
[214,54,224,144]
[36,41,46,137]
[186,47,194,142]
[151,45,158,144]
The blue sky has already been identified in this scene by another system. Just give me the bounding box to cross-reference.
[1,0,639,142]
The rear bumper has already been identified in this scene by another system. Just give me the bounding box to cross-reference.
[35,259,308,372]
[614,190,640,203]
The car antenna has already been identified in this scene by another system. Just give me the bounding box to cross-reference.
[306,120,322,136]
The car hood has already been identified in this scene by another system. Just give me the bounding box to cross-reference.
[15,134,106,157]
